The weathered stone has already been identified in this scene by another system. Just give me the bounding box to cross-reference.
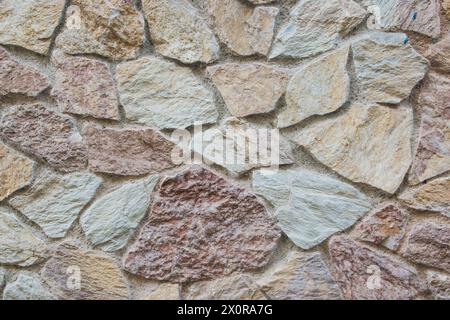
[402,222,450,271]
[246,0,275,3]
[270,0,366,59]
[51,53,120,120]
[253,168,371,249]
[81,176,159,252]
[123,166,280,283]
[426,34,450,73]
[116,57,218,129]
[427,271,450,300]
[83,125,178,176]
[329,235,426,300]
[42,243,129,300]
[145,284,180,300]
[0,268,5,289]
[399,177,450,217]
[256,250,342,300]
[278,47,350,128]
[9,170,101,239]
[0,143,34,201]
[291,102,413,194]
[0,207,48,267]
[207,0,278,56]
[55,0,145,60]
[142,0,219,64]
[353,204,409,251]
[444,0,450,19]
[352,32,429,104]
[0,104,87,173]
[207,63,288,117]
[0,47,49,96]
[3,273,56,300]
[0,0,65,55]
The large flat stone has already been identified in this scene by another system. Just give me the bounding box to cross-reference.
[3,273,56,300]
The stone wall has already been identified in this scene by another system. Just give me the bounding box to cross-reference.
[0,0,449,300]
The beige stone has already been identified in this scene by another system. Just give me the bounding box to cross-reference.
[145,284,180,300]
[426,34,450,73]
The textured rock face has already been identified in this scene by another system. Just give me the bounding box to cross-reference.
[55,0,145,60]
[270,0,366,59]
[427,271,450,300]
[207,63,288,117]
[402,222,450,271]
[207,0,278,56]
[352,32,429,104]
[83,125,177,176]
[146,284,180,300]
[0,143,34,201]
[253,168,372,249]
[329,236,426,300]
[426,35,450,73]
[278,47,350,128]
[0,268,5,289]
[142,0,219,64]
[116,57,218,129]
[42,243,129,300]
[0,104,87,173]
[123,166,280,283]
[9,170,102,238]
[0,0,65,55]
[80,176,159,252]
[3,273,56,300]
[292,102,413,194]
[444,0,450,19]
[0,207,48,267]
[0,47,49,96]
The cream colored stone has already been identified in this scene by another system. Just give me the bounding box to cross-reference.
[145,284,180,300]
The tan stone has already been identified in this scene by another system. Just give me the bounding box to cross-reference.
[426,34,450,73]
[444,0,450,19]
[145,284,180,300]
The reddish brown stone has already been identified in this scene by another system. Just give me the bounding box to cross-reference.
[0,104,87,172]
[329,236,426,300]
[123,166,281,283]
[426,35,450,73]
[83,125,178,176]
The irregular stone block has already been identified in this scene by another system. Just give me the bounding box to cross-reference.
[145,284,180,300]
[427,271,450,300]
[426,34,450,73]
[3,273,56,300]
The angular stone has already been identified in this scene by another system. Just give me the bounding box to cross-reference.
[278,47,350,128]
[0,47,49,96]
[42,243,129,300]
[256,250,342,300]
[142,0,219,64]
[402,222,450,271]
[426,34,450,73]
[352,32,429,104]
[51,53,120,120]
[83,125,178,176]
[329,236,426,300]
[291,102,413,194]
[81,176,159,252]
[145,284,180,300]
[427,271,450,300]
[116,57,218,129]
[270,0,366,59]
[207,63,288,117]
[0,207,48,267]
[207,0,278,56]
[9,170,102,238]
[253,168,371,249]
[3,273,56,300]
[0,104,87,173]
[353,204,409,251]
[399,177,450,217]
[0,143,34,201]
[123,166,280,283]
[0,0,65,55]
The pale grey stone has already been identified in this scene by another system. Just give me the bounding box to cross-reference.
[427,271,450,300]
[3,273,56,300]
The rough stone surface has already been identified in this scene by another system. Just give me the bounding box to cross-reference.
[83,125,178,176]
[329,236,426,300]
[278,47,350,128]
[207,0,278,57]
[3,273,56,300]
[42,243,129,300]
[116,57,218,129]
[445,0,450,19]
[427,271,450,300]
[426,34,450,73]
[253,168,372,249]
[9,170,102,238]
[0,104,88,173]
[142,0,219,64]
[123,166,281,283]
[55,0,145,60]
[291,102,413,194]
[80,176,159,252]
[0,207,48,267]
[270,0,366,59]
[207,63,288,117]
[0,0,65,55]
[352,32,429,104]
[145,284,180,300]
[0,47,49,96]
